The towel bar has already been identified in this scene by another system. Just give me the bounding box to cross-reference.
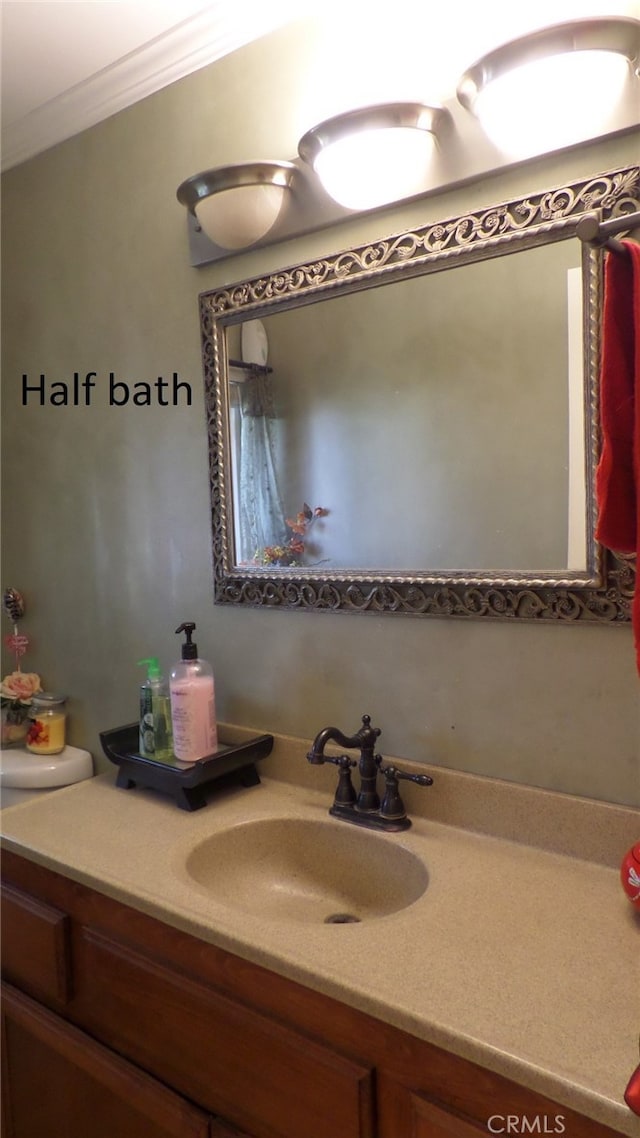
[228,358,273,375]
[577,209,640,255]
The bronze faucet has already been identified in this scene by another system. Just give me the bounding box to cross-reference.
[307,714,432,832]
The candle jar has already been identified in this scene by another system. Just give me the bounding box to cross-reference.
[27,693,67,755]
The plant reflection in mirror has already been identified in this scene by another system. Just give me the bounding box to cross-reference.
[250,504,329,567]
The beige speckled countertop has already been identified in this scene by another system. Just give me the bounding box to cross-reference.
[2,728,639,1136]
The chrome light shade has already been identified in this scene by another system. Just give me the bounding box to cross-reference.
[298,102,449,212]
[456,17,640,155]
[177,160,296,250]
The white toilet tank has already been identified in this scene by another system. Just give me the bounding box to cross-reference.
[0,744,94,808]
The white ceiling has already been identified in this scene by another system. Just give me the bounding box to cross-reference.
[2,0,639,173]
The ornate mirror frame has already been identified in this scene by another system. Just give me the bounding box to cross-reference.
[199,166,638,622]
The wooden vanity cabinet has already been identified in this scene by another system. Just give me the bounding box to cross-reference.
[1,852,373,1138]
[0,851,623,1138]
[2,983,213,1138]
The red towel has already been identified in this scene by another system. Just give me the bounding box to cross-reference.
[595,239,640,670]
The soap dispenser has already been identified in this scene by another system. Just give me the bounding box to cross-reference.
[169,622,217,762]
[137,657,173,762]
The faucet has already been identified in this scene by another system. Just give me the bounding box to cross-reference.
[307,714,432,832]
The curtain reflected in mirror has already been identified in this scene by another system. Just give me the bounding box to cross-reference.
[229,364,288,564]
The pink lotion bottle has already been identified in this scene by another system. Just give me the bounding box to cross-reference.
[169,622,218,762]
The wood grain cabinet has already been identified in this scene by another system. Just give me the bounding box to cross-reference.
[0,852,622,1138]
[2,984,212,1138]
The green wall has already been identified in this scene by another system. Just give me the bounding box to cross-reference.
[2,23,638,805]
[262,240,577,570]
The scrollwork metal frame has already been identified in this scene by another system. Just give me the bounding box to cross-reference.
[200,165,639,622]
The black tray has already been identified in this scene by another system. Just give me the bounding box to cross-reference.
[99,723,274,811]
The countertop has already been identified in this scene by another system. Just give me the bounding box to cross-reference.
[1,737,639,1136]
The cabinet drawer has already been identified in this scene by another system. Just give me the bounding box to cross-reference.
[75,928,374,1138]
[1,884,72,1004]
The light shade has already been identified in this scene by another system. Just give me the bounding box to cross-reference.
[457,17,639,156]
[177,161,295,250]
[298,103,448,212]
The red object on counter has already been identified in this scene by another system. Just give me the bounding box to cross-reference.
[625,1063,640,1117]
[620,842,640,909]
[619,843,640,1118]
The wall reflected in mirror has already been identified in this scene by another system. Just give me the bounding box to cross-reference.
[228,241,586,575]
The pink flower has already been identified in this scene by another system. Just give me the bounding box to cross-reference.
[1,671,41,703]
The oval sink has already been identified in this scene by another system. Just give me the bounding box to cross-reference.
[184,817,428,924]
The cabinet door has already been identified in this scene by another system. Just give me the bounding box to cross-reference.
[74,927,374,1138]
[2,983,212,1138]
[379,1081,488,1138]
[1,883,72,1004]
[406,1092,490,1137]
[209,1125,257,1138]
[377,1073,619,1138]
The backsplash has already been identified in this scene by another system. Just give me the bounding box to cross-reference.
[223,722,640,868]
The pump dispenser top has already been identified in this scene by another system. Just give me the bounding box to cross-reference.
[176,622,198,660]
[169,621,217,762]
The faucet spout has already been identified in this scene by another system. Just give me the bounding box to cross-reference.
[307,726,354,764]
[306,714,380,765]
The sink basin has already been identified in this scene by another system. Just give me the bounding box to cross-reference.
[184,817,428,924]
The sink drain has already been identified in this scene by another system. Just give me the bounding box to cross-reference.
[324,912,361,924]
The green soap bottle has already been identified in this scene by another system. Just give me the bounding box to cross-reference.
[137,657,173,761]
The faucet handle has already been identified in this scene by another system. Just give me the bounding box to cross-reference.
[323,754,357,770]
[326,755,357,808]
[378,763,433,822]
[378,761,433,788]
[395,768,433,788]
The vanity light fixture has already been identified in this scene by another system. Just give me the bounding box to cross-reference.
[297,102,449,212]
[456,16,640,156]
[176,160,295,250]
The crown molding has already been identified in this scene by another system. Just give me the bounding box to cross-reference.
[1,6,296,172]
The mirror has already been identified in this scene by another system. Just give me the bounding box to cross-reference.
[200,165,638,622]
